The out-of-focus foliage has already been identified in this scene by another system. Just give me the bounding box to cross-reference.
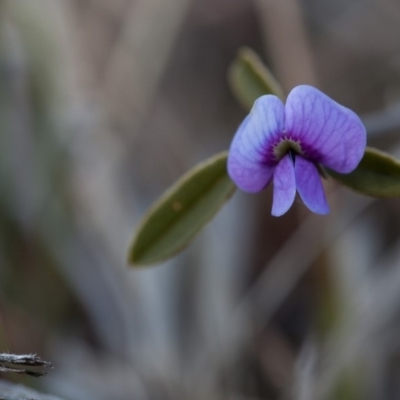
[228,47,285,107]
[2,1,400,400]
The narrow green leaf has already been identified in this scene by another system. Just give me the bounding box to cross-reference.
[128,152,236,267]
[228,47,285,110]
[327,147,400,197]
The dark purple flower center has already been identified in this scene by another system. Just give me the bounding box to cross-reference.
[273,137,304,161]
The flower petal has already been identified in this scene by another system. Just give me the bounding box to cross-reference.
[228,95,285,192]
[285,85,366,173]
[294,156,329,214]
[272,154,296,216]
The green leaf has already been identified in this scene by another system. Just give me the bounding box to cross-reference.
[128,152,236,267]
[327,147,400,197]
[228,47,285,110]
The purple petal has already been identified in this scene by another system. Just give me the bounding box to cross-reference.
[294,156,329,214]
[228,95,285,192]
[285,85,366,173]
[272,154,296,216]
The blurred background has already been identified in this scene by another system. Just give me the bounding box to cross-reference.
[1,0,400,399]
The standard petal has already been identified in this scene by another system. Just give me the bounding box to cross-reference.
[294,156,329,215]
[228,95,285,192]
[272,154,296,216]
[285,85,366,173]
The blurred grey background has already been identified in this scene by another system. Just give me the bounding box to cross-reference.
[1,0,400,399]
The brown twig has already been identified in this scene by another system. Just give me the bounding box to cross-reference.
[0,354,52,378]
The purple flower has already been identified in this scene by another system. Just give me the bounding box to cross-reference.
[228,85,366,216]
